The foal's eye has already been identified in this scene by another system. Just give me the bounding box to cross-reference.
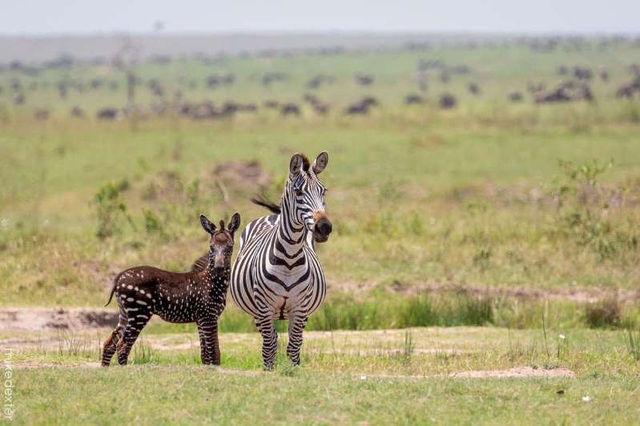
[294,187,303,196]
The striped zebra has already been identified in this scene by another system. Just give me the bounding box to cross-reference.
[230,152,332,370]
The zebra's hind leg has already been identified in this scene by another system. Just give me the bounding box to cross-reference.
[255,316,278,370]
[117,309,152,365]
[286,311,308,366]
[197,316,220,365]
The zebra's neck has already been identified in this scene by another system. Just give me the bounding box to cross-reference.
[275,194,308,252]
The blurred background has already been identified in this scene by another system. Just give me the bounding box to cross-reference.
[1,0,640,342]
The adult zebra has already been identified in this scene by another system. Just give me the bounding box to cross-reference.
[230,152,332,369]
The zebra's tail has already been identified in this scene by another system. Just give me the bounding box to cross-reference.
[251,195,281,215]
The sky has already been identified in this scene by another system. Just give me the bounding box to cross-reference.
[0,0,638,36]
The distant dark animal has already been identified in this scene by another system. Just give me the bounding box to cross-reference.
[311,101,329,115]
[10,78,22,91]
[574,83,593,101]
[344,96,379,115]
[238,103,258,113]
[416,71,428,92]
[616,82,636,99]
[439,93,457,109]
[70,106,85,118]
[306,75,334,89]
[97,107,119,121]
[13,93,25,105]
[535,81,593,103]
[101,213,241,366]
[573,66,593,80]
[404,93,425,105]
[90,78,104,90]
[534,87,571,103]
[468,83,481,96]
[57,82,67,99]
[354,73,374,86]
[600,69,609,82]
[264,100,280,109]
[280,103,301,116]
[507,91,524,102]
[190,101,216,119]
[303,93,330,115]
[150,102,167,116]
[527,82,546,94]
[34,108,49,120]
[262,72,288,86]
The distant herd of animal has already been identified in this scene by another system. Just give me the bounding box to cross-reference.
[3,53,640,122]
[102,151,332,370]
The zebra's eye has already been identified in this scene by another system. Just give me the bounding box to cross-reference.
[294,186,303,196]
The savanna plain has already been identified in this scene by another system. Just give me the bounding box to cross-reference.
[1,35,640,424]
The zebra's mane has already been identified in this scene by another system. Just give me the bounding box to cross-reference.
[300,154,311,172]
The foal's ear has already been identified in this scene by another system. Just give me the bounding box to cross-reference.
[228,212,241,234]
[312,151,329,175]
[289,153,304,177]
[200,214,216,235]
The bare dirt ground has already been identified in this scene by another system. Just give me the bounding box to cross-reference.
[1,284,636,333]
[0,307,117,332]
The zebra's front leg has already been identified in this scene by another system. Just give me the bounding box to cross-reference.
[197,316,220,365]
[255,315,278,370]
[286,311,308,366]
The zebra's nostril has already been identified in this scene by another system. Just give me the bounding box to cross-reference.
[316,220,332,236]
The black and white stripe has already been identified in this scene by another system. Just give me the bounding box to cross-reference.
[230,152,332,369]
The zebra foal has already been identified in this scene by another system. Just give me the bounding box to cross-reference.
[230,152,332,369]
[101,212,240,366]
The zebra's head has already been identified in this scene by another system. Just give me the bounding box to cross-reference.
[200,212,241,271]
[286,151,332,243]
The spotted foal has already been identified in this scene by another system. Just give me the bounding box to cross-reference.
[101,213,241,366]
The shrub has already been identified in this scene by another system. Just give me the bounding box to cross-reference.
[584,297,622,328]
[92,182,131,239]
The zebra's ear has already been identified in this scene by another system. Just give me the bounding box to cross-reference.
[199,214,216,235]
[228,212,241,235]
[289,153,304,178]
[312,151,329,175]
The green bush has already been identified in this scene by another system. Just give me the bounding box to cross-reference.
[92,181,131,239]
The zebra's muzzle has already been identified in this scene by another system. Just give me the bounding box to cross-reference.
[313,215,332,243]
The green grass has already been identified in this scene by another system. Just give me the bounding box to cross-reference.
[1,37,640,307]
[6,326,640,424]
[1,35,640,424]
[12,368,640,425]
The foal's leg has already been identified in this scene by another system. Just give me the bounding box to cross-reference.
[117,307,152,365]
[101,308,128,366]
[197,316,220,365]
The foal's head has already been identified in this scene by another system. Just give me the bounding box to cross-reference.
[200,212,241,272]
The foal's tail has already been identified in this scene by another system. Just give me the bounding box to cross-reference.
[104,272,123,307]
